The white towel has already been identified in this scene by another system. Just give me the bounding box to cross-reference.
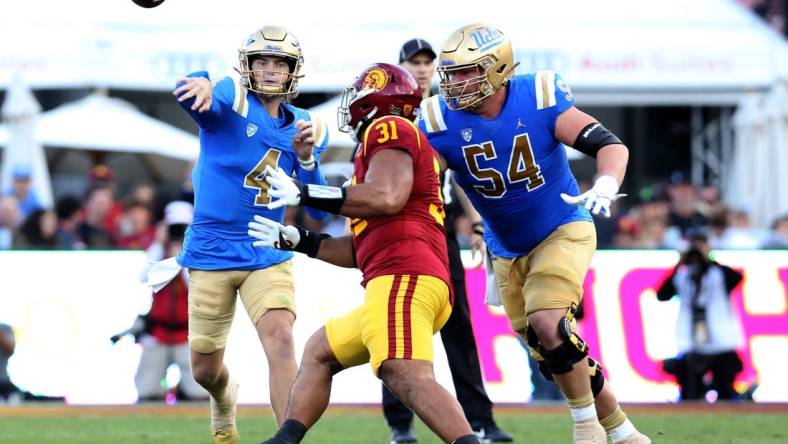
[139,257,183,293]
[483,252,502,307]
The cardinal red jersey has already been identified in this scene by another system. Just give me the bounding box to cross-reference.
[351,115,450,288]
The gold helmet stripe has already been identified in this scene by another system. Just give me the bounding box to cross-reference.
[535,70,557,110]
[231,76,249,118]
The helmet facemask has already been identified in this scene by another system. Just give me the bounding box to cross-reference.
[338,86,379,143]
[438,56,502,110]
[238,54,302,97]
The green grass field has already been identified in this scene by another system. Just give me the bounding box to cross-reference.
[1,404,786,444]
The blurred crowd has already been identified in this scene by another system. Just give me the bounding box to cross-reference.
[589,175,788,251]
[0,164,193,251]
[2,164,787,253]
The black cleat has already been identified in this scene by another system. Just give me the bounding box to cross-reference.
[259,438,289,444]
[390,425,418,443]
[474,425,514,443]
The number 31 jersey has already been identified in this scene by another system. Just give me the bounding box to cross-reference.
[418,71,592,258]
[351,115,450,288]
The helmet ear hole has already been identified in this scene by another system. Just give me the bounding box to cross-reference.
[496,64,507,74]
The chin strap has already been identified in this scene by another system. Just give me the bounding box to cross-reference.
[352,106,379,142]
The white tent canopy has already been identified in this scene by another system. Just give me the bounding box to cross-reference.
[0,94,198,161]
[0,78,53,208]
[726,81,788,228]
[1,0,786,105]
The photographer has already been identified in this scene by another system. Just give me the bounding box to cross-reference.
[657,229,744,401]
[113,201,207,401]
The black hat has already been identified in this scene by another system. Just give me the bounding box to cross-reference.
[399,38,437,63]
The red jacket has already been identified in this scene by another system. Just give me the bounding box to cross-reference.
[146,274,189,344]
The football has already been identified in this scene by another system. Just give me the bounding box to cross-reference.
[131,0,166,8]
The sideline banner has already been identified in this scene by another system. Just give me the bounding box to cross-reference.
[0,250,785,404]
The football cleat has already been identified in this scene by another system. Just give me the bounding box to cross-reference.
[573,419,607,444]
[213,428,239,444]
[389,425,418,443]
[613,431,652,444]
[474,424,513,443]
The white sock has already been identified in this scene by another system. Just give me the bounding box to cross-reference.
[609,418,636,441]
[570,404,597,422]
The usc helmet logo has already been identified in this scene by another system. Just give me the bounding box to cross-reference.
[362,68,389,90]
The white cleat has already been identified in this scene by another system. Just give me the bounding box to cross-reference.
[613,431,652,444]
[573,419,607,444]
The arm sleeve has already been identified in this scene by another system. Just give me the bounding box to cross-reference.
[175,72,233,130]
[656,267,679,301]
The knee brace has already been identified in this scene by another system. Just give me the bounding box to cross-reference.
[524,327,554,381]
[526,307,588,375]
[588,357,605,397]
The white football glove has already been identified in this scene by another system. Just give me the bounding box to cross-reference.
[247,215,301,250]
[264,165,302,210]
[560,175,626,218]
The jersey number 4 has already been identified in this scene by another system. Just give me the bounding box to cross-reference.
[244,149,282,206]
[462,133,544,198]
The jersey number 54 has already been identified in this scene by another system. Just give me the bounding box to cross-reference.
[463,133,545,198]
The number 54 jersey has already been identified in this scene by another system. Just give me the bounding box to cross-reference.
[418,71,592,258]
[351,115,450,289]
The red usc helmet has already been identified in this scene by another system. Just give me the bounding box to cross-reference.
[338,63,421,141]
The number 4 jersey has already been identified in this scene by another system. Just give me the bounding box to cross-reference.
[351,115,450,288]
[176,72,329,270]
[418,71,592,258]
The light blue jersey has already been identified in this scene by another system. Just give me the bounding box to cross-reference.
[176,71,329,270]
[419,71,591,258]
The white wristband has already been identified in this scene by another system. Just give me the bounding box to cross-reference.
[298,154,316,171]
